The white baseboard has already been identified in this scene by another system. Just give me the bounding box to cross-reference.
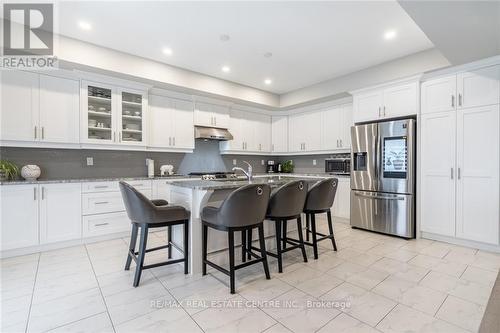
[421,232,500,253]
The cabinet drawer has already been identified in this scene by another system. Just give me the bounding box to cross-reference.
[82,212,130,238]
[82,180,151,193]
[82,189,152,215]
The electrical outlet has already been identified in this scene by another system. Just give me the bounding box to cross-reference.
[86,157,93,166]
[312,159,317,166]
[233,159,237,165]
[261,160,265,165]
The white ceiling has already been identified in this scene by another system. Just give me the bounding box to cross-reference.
[57,1,434,94]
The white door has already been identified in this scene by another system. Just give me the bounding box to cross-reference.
[271,116,288,153]
[304,110,322,151]
[82,81,115,144]
[212,104,230,129]
[383,82,418,118]
[458,65,500,109]
[39,183,82,244]
[456,105,499,244]
[0,70,39,142]
[171,98,194,149]
[420,111,456,237]
[0,185,39,250]
[353,90,383,123]
[340,104,353,149]
[39,75,80,144]
[194,102,213,127]
[421,75,457,114]
[148,95,174,148]
[321,106,342,150]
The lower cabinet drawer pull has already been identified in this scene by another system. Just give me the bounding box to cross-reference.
[95,223,109,227]
[95,201,109,205]
[94,185,109,189]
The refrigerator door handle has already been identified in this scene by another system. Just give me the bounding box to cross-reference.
[354,192,405,201]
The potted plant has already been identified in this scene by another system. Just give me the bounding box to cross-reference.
[281,160,294,173]
[0,160,19,181]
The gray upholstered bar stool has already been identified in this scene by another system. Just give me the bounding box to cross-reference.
[119,181,190,287]
[247,180,308,273]
[304,178,339,259]
[201,183,271,294]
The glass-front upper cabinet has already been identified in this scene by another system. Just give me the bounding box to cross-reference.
[119,90,146,145]
[81,81,147,146]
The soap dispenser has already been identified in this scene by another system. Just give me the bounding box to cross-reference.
[146,159,155,178]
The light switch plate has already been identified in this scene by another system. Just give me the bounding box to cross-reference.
[261,160,265,165]
[233,159,237,165]
[86,157,93,166]
[313,159,317,166]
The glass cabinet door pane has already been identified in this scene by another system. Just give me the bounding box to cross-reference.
[121,92,143,143]
[87,85,112,141]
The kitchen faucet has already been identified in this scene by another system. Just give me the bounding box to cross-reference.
[232,161,253,181]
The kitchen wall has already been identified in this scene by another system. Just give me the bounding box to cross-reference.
[0,141,270,180]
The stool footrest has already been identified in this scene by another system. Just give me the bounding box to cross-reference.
[143,258,184,270]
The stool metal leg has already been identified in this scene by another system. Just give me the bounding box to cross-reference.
[183,220,189,274]
[275,219,283,273]
[305,213,310,242]
[310,214,319,260]
[258,224,270,279]
[327,210,337,251]
[241,230,247,263]
[247,229,252,260]
[282,221,287,250]
[228,230,236,294]
[202,224,208,276]
[297,216,308,263]
[125,224,138,270]
[167,225,172,259]
[133,225,148,287]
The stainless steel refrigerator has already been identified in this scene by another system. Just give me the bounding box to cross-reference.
[350,118,416,238]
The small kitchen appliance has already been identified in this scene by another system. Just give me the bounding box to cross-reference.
[325,158,351,175]
[188,171,238,180]
[266,160,277,173]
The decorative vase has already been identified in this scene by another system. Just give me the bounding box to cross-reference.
[21,165,41,181]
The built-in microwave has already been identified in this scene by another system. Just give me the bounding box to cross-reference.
[325,158,351,175]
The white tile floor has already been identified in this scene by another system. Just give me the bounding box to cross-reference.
[2,217,499,333]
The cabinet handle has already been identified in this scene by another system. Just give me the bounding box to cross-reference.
[34,126,37,139]
[113,132,116,142]
[458,167,461,179]
[272,144,274,151]
[95,201,109,205]
[119,132,122,142]
[458,94,462,107]
[451,167,454,179]
[33,187,37,200]
[383,106,386,116]
[41,127,45,139]
[173,137,175,146]
[340,139,343,147]
[169,137,172,146]
[41,187,45,200]
[214,117,217,126]
[95,223,109,227]
[378,107,381,117]
[94,185,109,189]
[451,95,455,108]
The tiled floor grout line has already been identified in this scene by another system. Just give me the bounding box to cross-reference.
[433,293,449,317]
[374,301,398,328]
[40,312,109,333]
[24,252,41,333]
[84,244,117,333]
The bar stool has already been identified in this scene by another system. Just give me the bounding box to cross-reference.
[248,180,308,273]
[119,181,190,287]
[304,178,339,259]
[201,184,271,294]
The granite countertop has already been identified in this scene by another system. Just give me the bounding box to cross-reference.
[168,175,332,190]
[0,174,193,185]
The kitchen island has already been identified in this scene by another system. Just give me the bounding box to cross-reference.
[166,174,332,274]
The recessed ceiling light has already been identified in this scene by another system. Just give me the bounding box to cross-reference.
[384,30,397,40]
[78,21,92,31]
[264,78,272,85]
[162,47,173,56]
[220,34,230,42]
[221,66,231,73]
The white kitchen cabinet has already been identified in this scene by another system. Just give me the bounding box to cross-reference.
[81,81,147,147]
[455,105,499,244]
[271,116,288,153]
[249,113,271,153]
[421,65,500,115]
[331,177,350,219]
[0,70,39,142]
[220,110,270,153]
[288,110,322,152]
[149,94,194,150]
[352,80,418,123]
[420,111,457,237]
[0,185,39,251]
[39,75,80,144]
[82,211,130,238]
[457,65,500,109]
[39,183,81,244]
[194,102,229,128]
[322,106,342,150]
[341,104,353,149]
[421,75,457,114]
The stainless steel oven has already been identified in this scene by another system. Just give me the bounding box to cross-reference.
[325,158,350,175]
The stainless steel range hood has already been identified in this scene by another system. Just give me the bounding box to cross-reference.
[194,126,233,141]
